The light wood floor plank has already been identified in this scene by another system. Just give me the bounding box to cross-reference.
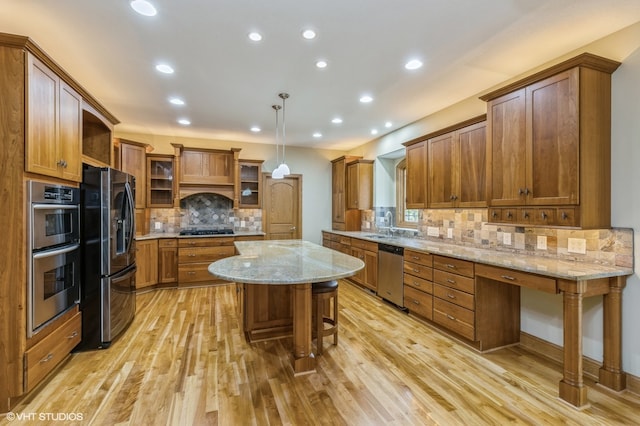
[4,281,640,425]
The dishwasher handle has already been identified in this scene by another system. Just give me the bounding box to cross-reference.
[378,243,404,255]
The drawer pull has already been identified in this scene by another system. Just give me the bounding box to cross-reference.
[445,264,456,269]
[447,293,456,299]
[447,279,456,284]
[412,256,420,260]
[412,300,420,305]
[501,275,516,281]
[67,331,78,339]
[413,281,421,287]
[413,268,420,273]
[188,254,197,257]
[40,353,54,364]
[446,314,456,321]
[187,271,196,275]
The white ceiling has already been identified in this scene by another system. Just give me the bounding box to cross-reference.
[3,1,640,151]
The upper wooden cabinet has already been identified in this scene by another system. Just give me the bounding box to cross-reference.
[147,155,176,208]
[180,148,236,185]
[331,155,363,231]
[428,121,486,208]
[482,53,621,228]
[404,141,427,209]
[26,54,82,182]
[116,139,149,209]
[346,159,373,210]
[238,160,263,208]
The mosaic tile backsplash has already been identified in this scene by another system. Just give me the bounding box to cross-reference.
[148,193,263,233]
[364,208,633,268]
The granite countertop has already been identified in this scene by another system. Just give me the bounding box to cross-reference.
[136,230,265,241]
[208,240,365,284]
[325,230,633,281]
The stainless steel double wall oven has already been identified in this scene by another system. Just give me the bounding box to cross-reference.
[27,181,81,337]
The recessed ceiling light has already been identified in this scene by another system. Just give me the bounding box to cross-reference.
[405,59,423,70]
[331,117,343,124]
[371,129,379,135]
[250,126,261,133]
[313,132,322,138]
[302,29,316,40]
[130,0,157,16]
[178,119,191,126]
[155,64,174,74]
[359,95,373,103]
[169,97,185,106]
[315,60,328,69]
[248,32,263,42]
[384,121,393,128]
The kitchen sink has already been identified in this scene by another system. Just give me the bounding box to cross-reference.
[364,234,393,239]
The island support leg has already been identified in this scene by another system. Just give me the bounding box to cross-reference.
[291,283,316,375]
[599,276,627,391]
[559,289,588,407]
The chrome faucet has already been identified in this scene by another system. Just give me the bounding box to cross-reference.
[384,211,394,236]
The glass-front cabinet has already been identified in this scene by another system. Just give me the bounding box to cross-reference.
[239,160,263,208]
[147,155,175,207]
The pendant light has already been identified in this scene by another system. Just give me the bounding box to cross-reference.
[271,104,284,179]
[276,92,291,176]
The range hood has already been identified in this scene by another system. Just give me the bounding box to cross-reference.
[179,184,235,201]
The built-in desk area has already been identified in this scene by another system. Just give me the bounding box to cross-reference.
[323,230,633,408]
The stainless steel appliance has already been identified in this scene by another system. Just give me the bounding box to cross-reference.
[27,181,81,337]
[79,164,136,349]
[377,243,405,307]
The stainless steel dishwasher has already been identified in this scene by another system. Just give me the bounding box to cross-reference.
[377,243,405,307]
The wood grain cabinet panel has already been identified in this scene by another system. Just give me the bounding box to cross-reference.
[405,141,427,209]
[136,239,158,289]
[346,160,373,210]
[158,239,178,284]
[178,237,235,285]
[331,155,363,230]
[403,249,434,320]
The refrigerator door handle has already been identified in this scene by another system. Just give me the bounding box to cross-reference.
[124,181,136,251]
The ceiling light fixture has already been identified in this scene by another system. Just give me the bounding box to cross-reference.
[178,119,191,126]
[250,126,261,133]
[315,60,328,69]
[385,121,393,128]
[302,29,317,40]
[359,95,373,103]
[248,32,263,42]
[169,97,185,105]
[331,117,343,124]
[313,132,322,138]
[271,104,284,179]
[371,129,379,135]
[275,93,291,176]
[155,64,174,74]
[405,59,423,70]
[130,0,157,16]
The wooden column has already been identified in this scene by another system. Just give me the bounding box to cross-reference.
[291,283,316,375]
[599,276,627,390]
[558,282,588,407]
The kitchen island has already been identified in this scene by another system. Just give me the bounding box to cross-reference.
[208,239,364,374]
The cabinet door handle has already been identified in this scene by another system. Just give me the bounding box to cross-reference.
[541,211,548,220]
[507,211,513,219]
[290,227,297,231]
[501,275,516,281]
[40,353,54,363]
[492,211,498,219]
[446,314,456,321]
[57,159,68,168]
[518,188,525,195]
[67,331,78,339]
[561,212,568,220]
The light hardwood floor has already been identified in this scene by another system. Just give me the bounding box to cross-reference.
[4,281,640,425]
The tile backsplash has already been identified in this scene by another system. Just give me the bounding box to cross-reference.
[148,193,263,233]
[364,208,633,268]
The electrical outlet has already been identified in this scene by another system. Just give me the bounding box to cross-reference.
[503,232,512,246]
[154,221,162,230]
[427,226,439,237]
[537,235,547,250]
[568,238,587,254]
[447,228,453,239]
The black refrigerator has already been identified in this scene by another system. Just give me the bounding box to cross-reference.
[78,164,137,349]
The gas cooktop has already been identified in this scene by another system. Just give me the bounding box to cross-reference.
[178,229,234,236]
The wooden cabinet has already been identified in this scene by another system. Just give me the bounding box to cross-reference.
[24,311,82,393]
[178,237,235,285]
[483,53,620,228]
[346,159,373,210]
[350,237,378,292]
[432,256,476,341]
[179,148,237,185]
[403,249,433,320]
[331,155,363,231]
[147,155,175,207]
[26,54,82,182]
[239,160,263,208]
[117,139,149,235]
[404,141,427,209]
[136,239,158,290]
[158,239,178,284]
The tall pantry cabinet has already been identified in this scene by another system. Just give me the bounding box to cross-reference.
[0,33,118,413]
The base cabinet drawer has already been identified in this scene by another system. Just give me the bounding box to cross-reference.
[179,263,222,283]
[433,284,475,311]
[433,298,475,341]
[404,286,433,320]
[25,312,82,392]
